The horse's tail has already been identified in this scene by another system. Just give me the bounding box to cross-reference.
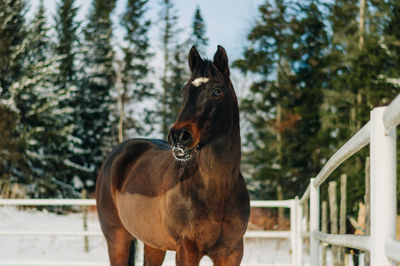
[128,239,137,266]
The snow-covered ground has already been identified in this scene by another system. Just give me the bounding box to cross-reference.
[0,206,365,266]
[0,206,303,265]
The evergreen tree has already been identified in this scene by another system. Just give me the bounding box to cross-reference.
[119,0,154,140]
[381,0,400,88]
[158,0,187,137]
[189,6,208,55]
[166,42,187,124]
[285,1,328,196]
[0,0,27,180]
[71,0,116,192]
[15,0,69,197]
[234,0,328,199]
[0,0,27,98]
[53,0,82,193]
[54,0,79,88]
[234,0,298,199]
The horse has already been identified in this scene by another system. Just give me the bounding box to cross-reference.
[96,45,250,266]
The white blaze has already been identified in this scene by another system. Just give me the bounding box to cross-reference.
[191,77,209,87]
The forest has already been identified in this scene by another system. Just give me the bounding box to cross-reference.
[0,0,399,215]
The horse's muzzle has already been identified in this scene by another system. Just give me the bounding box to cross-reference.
[169,128,193,147]
[168,128,198,161]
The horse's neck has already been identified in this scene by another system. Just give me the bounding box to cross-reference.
[197,128,241,190]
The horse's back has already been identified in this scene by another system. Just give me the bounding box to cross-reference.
[98,138,169,191]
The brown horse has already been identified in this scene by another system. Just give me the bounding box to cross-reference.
[96,46,250,266]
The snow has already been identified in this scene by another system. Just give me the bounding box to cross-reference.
[0,207,298,266]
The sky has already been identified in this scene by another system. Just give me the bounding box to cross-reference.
[31,0,265,61]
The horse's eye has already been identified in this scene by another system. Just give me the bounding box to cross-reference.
[211,88,222,98]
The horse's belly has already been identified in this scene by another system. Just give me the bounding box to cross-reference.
[116,192,176,250]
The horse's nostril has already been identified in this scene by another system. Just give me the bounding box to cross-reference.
[178,128,193,146]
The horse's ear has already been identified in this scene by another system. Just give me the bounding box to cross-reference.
[213,45,230,77]
[188,46,203,73]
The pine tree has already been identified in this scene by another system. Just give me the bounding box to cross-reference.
[189,6,208,55]
[119,0,154,140]
[53,0,82,193]
[284,1,328,196]
[15,0,69,197]
[234,0,329,199]
[381,0,400,89]
[317,0,364,209]
[54,0,79,88]
[71,0,116,192]
[234,0,298,199]
[158,0,187,138]
[0,0,27,98]
[0,0,27,180]
[166,42,187,123]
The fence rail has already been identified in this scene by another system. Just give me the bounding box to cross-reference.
[0,199,96,206]
[0,230,103,236]
[0,261,109,266]
[0,199,294,238]
[0,198,302,266]
[313,121,370,188]
[383,94,400,133]
[312,231,370,251]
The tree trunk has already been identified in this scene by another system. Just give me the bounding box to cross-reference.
[277,185,284,228]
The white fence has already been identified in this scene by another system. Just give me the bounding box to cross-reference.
[0,198,302,266]
[300,93,400,266]
[0,199,105,266]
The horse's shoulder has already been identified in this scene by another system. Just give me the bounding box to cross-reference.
[101,138,169,190]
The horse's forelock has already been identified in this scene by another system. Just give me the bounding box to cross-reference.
[190,60,225,82]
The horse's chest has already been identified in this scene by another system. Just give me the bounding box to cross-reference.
[164,190,224,247]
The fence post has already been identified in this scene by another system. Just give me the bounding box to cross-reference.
[365,156,371,266]
[328,181,339,266]
[291,199,297,266]
[310,178,320,266]
[82,189,89,253]
[339,174,347,265]
[296,197,303,266]
[303,200,310,253]
[291,197,302,266]
[321,201,328,266]
[370,107,397,266]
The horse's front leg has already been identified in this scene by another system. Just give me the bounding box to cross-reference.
[144,244,166,266]
[175,238,202,266]
[103,227,135,266]
[209,239,244,266]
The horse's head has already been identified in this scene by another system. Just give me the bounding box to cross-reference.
[168,45,239,161]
